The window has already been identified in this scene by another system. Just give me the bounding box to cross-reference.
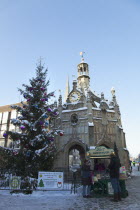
[11,110,17,118]
[2,112,8,124]
[71,114,78,124]
[0,113,2,123]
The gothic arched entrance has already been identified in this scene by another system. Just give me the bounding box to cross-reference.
[62,140,86,170]
[68,144,85,170]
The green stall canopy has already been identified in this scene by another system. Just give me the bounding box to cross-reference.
[87,146,114,159]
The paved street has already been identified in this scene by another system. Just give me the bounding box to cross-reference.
[0,166,140,210]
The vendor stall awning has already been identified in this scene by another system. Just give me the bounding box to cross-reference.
[90,156,111,159]
[87,146,114,159]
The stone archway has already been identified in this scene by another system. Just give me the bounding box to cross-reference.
[63,141,86,169]
[68,144,86,169]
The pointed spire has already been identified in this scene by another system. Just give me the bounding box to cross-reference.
[101,92,104,100]
[110,88,121,115]
[64,76,70,102]
[111,87,115,96]
[110,87,117,104]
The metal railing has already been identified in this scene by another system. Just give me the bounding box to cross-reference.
[0,168,82,193]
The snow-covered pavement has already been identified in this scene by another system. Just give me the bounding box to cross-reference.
[0,166,140,210]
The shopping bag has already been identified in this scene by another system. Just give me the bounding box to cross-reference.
[119,166,127,180]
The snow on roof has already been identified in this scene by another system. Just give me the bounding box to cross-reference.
[107,110,115,113]
[93,117,102,120]
[92,107,115,113]
[123,148,128,151]
[108,119,117,122]
[62,107,87,113]
[79,118,88,120]
[109,105,114,109]
[65,100,82,105]
[89,146,96,149]
[94,101,100,107]
[92,107,101,111]
[88,122,94,126]
[118,126,123,129]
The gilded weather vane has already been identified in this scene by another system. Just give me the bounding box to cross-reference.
[80,51,85,62]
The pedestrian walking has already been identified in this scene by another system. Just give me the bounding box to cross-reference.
[129,160,132,173]
[108,152,121,202]
[138,162,140,171]
[133,161,136,166]
[81,159,92,198]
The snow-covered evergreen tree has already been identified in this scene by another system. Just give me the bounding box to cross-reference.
[3,62,61,178]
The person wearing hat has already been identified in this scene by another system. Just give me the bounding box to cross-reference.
[108,152,121,202]
[81,159,92,198]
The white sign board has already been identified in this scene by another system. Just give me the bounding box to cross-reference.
[38,172,63,189]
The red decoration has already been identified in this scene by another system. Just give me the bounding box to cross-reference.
[60,132,63,136]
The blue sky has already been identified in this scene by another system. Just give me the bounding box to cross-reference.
[0,0,140,158]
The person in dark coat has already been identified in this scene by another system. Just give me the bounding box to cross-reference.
[81,159,92,198]
[108,152,121,202]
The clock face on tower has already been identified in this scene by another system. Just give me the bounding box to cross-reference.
[69,91,81,102]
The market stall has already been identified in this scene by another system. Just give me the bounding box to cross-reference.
[87,146,128,197]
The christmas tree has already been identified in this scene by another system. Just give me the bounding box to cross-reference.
[3,61,62,178]
[39,179,44,187]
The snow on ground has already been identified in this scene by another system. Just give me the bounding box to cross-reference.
[0,166,139,210]
[131,164,140,176]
